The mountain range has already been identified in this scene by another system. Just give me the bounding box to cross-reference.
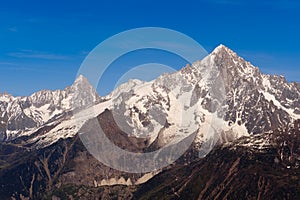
[0,45,299,199]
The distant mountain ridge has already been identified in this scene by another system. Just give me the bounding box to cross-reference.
[0,75,99,142]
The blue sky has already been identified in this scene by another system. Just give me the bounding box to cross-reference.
[0,0,300,96]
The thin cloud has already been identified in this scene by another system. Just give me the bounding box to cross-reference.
[0,62,17,66]
[24,18,40,23]
[8,27,18,32]
[80,50,91,55]
[0,63,69,74]
[7,49,69,60]
[0,63,45,72]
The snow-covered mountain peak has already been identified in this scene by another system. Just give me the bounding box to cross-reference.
[212,44,232,53]
[71,75,95,92]
[70,75,99,109]
[205,45,261,83]
[73,74,89,85]
[211,44,240,59]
